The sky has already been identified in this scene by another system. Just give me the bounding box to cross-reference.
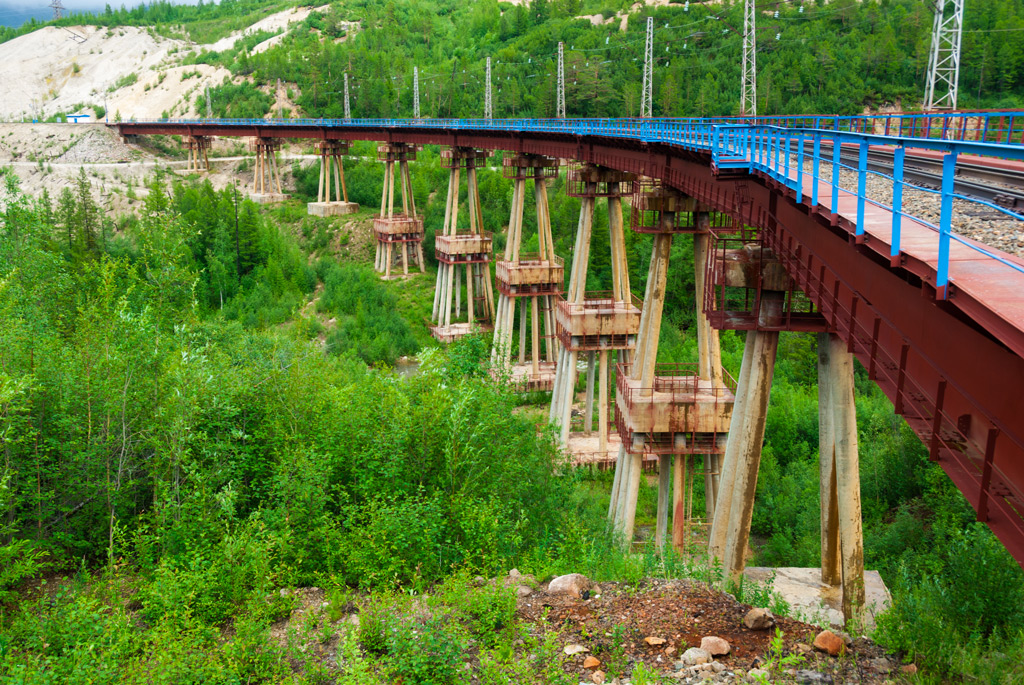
[0,0,201,28]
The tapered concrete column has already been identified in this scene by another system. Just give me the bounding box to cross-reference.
[819,332,865,622]
[818,332,842,587]
[610,232,672,544]
[656,454,672,547]
[719,329,779,581]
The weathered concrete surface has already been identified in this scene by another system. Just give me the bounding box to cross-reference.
[743,566,891,630]
[307,201,359,216]
[250,192,289,204]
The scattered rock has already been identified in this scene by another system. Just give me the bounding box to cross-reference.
[583,656,601,669]
[794,643,814,655]
[665,646,677,656]
[516,585,533,598]
[743,607,776,630]
[680,647,712,666]
[900,664,918,675]
[813,630,846,656]
[711,661,727,673]
[834,630,854,646]
[795,670,834,684]
[592,671,606,684]
[748,668,769,681]
[563,644,589,656]
[700,636,731,656]
[867,657,893,674]
[548,573,591,598]
[644,636,667,646]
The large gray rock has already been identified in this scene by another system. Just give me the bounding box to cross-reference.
[680,647,712,665]
[796,670,834,684]
[700,636,730,656]
[743,607,776,630]
[548,573,591,598]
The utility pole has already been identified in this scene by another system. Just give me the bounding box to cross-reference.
[741,0,757,116]
[413,66,421,118]
[556,42,566,118]
[205,87,212,118]
[233,181,241,284]
[485,56,493,119]
[925,0,965,110]
[344,73,351,120]
[49,0,64,20]
[640,16,654,117]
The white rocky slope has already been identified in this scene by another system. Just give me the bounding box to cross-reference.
[0,5,325,122]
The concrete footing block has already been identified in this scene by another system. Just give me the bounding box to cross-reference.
[307,201,360,217]
[249,193,289,205]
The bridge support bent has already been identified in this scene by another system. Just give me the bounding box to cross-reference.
[308,140,359,217]
[550,164,638,464]
[186,136,211,172]
[490,155,562,390]
[373,143,424,279]
[430,148,495,341]
[250,137,287,204]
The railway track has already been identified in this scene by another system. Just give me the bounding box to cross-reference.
[801,142,1024,211]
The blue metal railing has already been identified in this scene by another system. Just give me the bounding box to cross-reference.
[125,113,1024,296]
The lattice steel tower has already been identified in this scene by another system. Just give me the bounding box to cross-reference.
[925,0,965,111]
[49,0,64,20]
[741,0,757,116]
[640,16,654,118]
[485,57,493,119]
[344,73,351,120]
[556,42,566,118]
[413,66,421,118]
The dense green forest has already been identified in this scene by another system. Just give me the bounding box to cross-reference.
[7,0,1024,117]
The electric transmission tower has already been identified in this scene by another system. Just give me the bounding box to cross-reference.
[485,57,493,119]
[925,0,965,111]
[49,0,64,20]
[344,73,351,120]
[640,16,654,117]
[413,66,421,118]
[741,0,757,116]
[556,42,566,118]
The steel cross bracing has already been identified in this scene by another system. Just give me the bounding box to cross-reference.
[557,42,566,118]
[114,111,1024,570]
[741,0,757,117]
[926,0,965,111]
[640,16,654,118]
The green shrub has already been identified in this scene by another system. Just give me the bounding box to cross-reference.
[387,614,467,685]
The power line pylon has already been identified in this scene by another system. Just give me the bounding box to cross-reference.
[485,57,493,119]
[640,16,654,118]
[925,0,965,111]
[741,0,757,117]
[413,66,421,118]
[344,73,351,120]
[556,42,566,118]
[49,0,64,21]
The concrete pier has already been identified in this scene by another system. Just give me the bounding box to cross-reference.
[431,148,495,342]
[491,154,562,391]
[373,143,424,279]
[549,163,638,457]
[307,140,359,217]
